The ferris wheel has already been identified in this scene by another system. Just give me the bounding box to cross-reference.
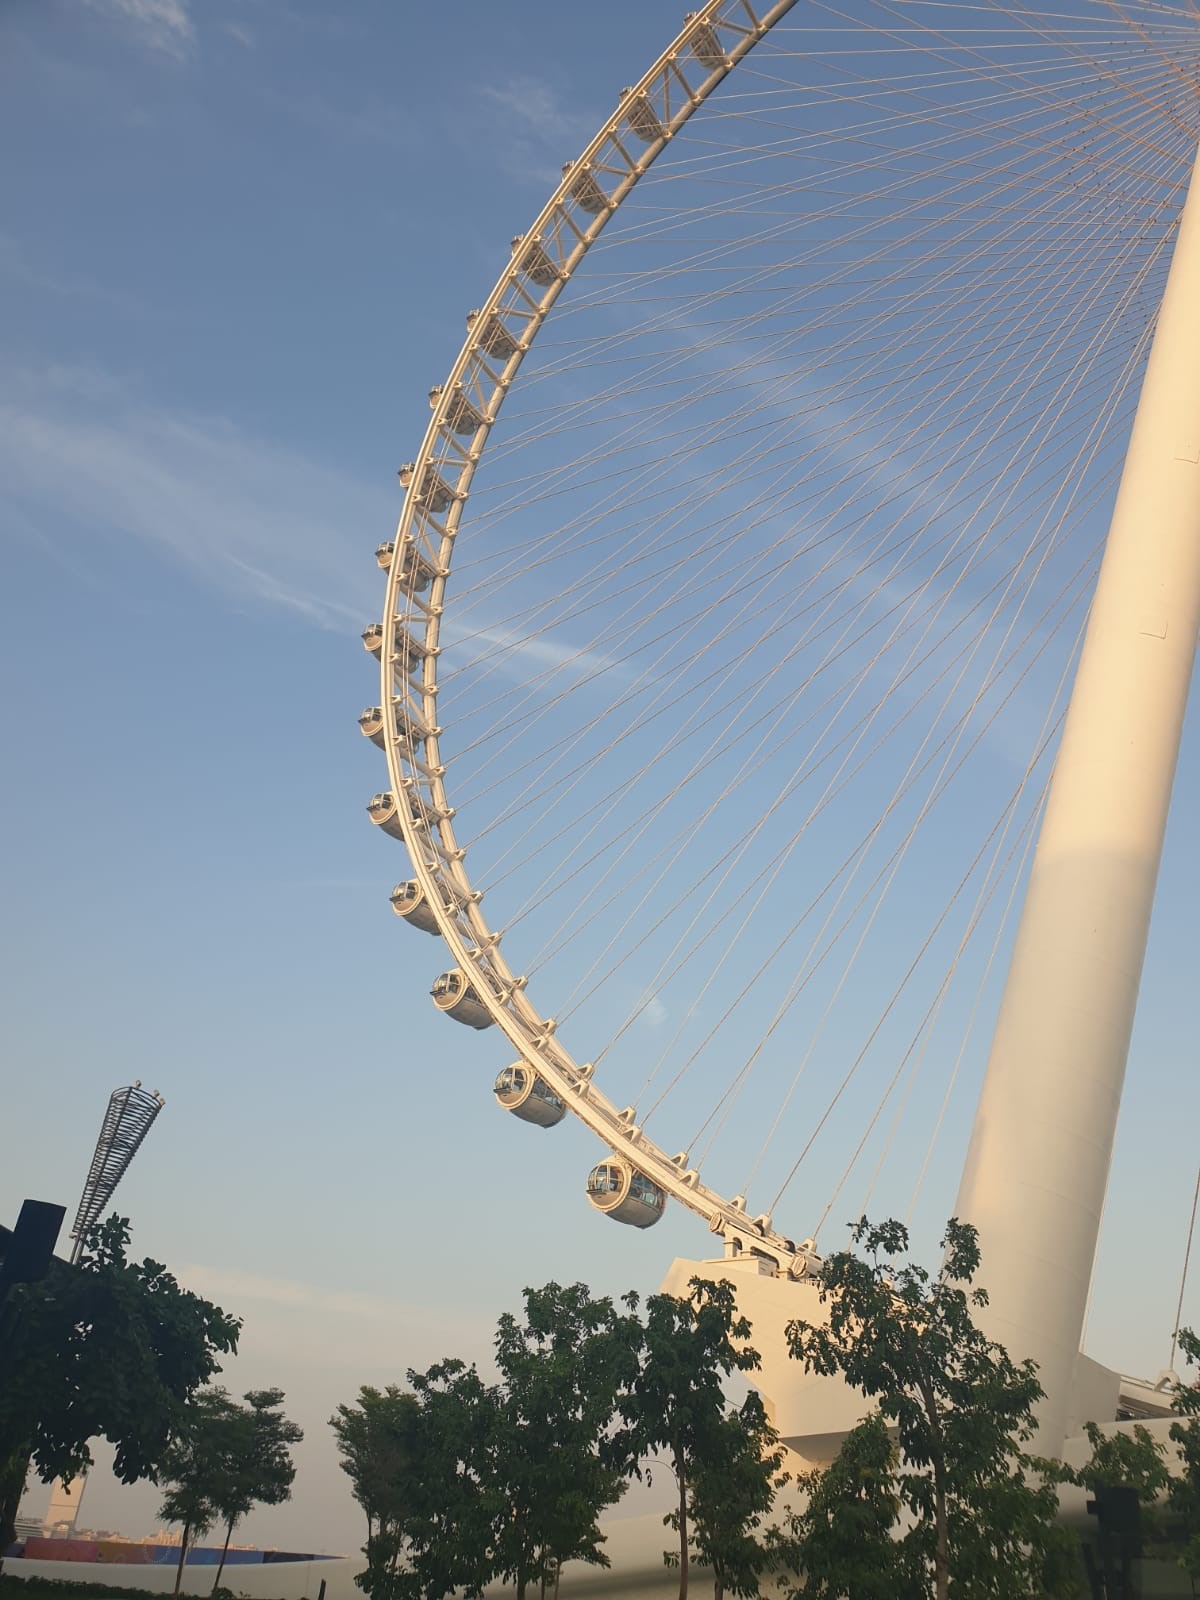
[360,0,1200,1279]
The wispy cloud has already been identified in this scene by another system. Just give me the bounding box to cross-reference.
[640,993,668,1028]
[82,0,195,56]
[483,77,594,147]
[1,365,389,628]
[178,1263,419,1325]
[175,1263,488,1377]
[443,618,629,685]
[0,233,148,314]
[477,76,598,186]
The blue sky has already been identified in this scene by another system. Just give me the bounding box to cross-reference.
[4,0,1200,1558]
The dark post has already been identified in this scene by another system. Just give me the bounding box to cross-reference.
[0,1200,66,1307]
[1086,1484,1143,1600]
[0,1201,66,1565]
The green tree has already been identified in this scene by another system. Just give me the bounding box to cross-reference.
[404,1359,499,1600]
[490,1282,640,1600]
[773,1412,920,1600]
[331,1386,425,1600]
[785,1218,1078,1600]
[1168,1326,1200,1580]
[210,1389,302,1593]
[617,1277,763,1600]
[333,1362,501,1600]
[0,1216,240,1550]
[684,1390,785,1600]
[1075,1419,1169,1543]
[156,1388,244,1596]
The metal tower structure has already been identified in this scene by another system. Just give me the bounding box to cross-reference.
[955,142,1200,1454]
[357,0,1200,1468]
[68,1083,165,1265]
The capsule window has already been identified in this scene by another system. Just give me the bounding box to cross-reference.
[629,1173,665,1210]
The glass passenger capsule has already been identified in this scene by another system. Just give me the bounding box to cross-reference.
[431,968,494,1029]
[466,309,520,360]
[493,1064,567,1128]
[358,704,432,751]
[375,537,441,584]
[397,465,454,518]
[619,89,665,144]
[390,880,441,935]
[358,705,388,749]
[430,385,484,437]
[586,1158,666,1228]
[685,16,727,70]
[367,791,425,840]
[510,235,560,287]
[362,620,432,671]
[562,162,610,216]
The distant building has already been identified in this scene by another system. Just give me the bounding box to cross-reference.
[42,1476,85,1537]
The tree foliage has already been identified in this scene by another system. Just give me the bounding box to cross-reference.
[1168,1326,1200,1578]
[773,1413,920,1600]
[786,1217,1078,1600]
[684,1389,785,1600]
[209,1389,302,1593]
[1075,1417,1169,1551]
[490,1283,640,1600]
[332,1363,500,1600]
[0,1216,240,1550]
[617,1277,768,1600]
[156,1388,244,1596]
[406,1359,502,1600]
[333,1277,785,1600]
[330,1387,425,1599]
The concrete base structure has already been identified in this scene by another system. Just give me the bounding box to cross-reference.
[662,1255,1177,1471]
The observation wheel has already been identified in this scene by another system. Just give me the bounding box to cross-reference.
[361,0,1200,1278]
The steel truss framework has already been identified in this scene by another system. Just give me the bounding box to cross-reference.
[70,1083,165,1263]
[367,0,822,1280]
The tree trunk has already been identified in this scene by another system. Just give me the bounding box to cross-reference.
[212,1517,235,1594]
[933,1485,948,1600]
[517,1577,526,1600]
[915,1368,949,1600]
[675,1446,689,1600]
[173,1518,191,1597]
[0,1460,26,1559]
[0,1442,34,1559]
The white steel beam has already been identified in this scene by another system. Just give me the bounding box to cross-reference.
[955,140,1200,1453]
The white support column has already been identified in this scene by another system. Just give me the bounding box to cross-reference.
[955,141,1200,1455]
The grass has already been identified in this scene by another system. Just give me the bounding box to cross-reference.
[0,1577,293,1600]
